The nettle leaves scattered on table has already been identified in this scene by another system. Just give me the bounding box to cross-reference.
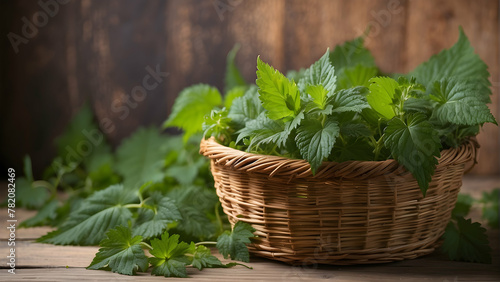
[165,27,497,264]
[15,54,256,277]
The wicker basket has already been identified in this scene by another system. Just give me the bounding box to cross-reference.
[200,137,478,265]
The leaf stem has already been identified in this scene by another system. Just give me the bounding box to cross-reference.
[195,241,218,246]
[123,203,143,209]
[140,242,153,250]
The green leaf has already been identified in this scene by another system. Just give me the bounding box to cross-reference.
[133,193,181,239]
[16,177,50,209]
[202,108,233,142]
[452,194,474,219]
[328,86,370,114]
[306,84,329,110]
[216,221,256,262]
[296,118,340,174]
[367,77,399,119]
[149,232,192,278]
[337,65,378,90]
[115,127,168,189]
[329,36,376,71]
[20,199,59,228]
[228,85,264,127]
[84,141,114,174]
[224,86,246,109]
[286,68,306,81]
[38,184,137,245]
[87,226,148,275]
[410,27,491,102]
[298,50,336,94]
[167,185,219,215]
[430,78,497,126]
[236,113,285,150]
[55,103,96,161]
[225,44,247,92]
[164,84,222,141]
[175,206,215,241]
[480,189,499,228]
[331,138,375,162]
[441,217,491,263]
[88,163,121,190]
[256,57,301,120]
[191,245,224,270]
[384,114,441,195]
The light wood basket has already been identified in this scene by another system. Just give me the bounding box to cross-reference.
[200,137,478,265]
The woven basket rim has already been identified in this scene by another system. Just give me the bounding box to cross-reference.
[200,137,477,180]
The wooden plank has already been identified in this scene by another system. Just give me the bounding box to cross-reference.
[0,208,53,240]
[2,234,498,281]
[406,0,500,175]
[283,0,409,74]
[0,241,99,268]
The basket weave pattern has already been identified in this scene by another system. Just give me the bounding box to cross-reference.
[200,137,477,265]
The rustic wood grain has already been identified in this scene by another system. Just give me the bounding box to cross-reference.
[283,0,409,74]
[0,208,53,240]
[405,0,500,175]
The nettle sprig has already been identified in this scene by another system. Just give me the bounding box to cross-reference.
[166,27,497,264]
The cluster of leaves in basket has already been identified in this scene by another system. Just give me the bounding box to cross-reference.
[166,28,496,197]
[11,102,255,277]
[165,28,497,264]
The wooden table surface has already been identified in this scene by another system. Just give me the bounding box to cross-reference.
[1,176,499,281]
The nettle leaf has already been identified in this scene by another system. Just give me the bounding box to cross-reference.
[225,44,247,92]
[217,221,256,262]
[328,86,370,114]
[296,118,340,174]
[306,84,329,110]
[286,68,306,81]
[149,232,192,278]
[430,78,497,126]
[191,245,224,270]
[87,226,148,275]
[298,50,336,94]
[176,206,215,240]
[367,77,399,119]
[337,65,378,90]
[410,27,491,102]
[441,217,491,264]
[115,127,169,189]
[164,84,222,141]
[133,193,182,239]
[38,184,137,245]
[339,120,371,138]
[55,103,97,159]
[329,36,376,71]
[15,177,50,209]
[331,138,375,162]
[480,189,499,228]
[20,199,59,228]
[236,113,285,149]
[228,85,264,127]
[224,86,246,109]
[256,57,301,120]
[384,114,441,195]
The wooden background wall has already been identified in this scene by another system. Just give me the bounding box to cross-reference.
[1,0,499,176]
